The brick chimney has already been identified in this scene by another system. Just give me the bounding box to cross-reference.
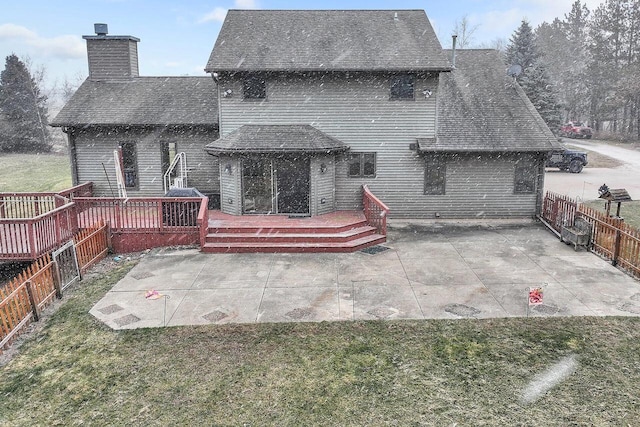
[82,23,140,80]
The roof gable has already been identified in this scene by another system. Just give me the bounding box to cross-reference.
[206,10,451,72]
[51,77,218,127]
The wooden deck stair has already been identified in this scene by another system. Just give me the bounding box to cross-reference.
[202,211,386,253]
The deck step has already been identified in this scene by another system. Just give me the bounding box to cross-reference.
[207,220,369,235]
[201,234,386,253]
[205,225,377,244]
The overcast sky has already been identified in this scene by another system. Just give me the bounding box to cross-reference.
[1,0,603,104]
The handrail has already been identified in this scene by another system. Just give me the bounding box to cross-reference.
[57,182,93,199]
[362,184,390,235]
[163,152,188,193]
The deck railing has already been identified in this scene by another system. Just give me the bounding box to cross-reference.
[73,197,205,232]
[58,182,94,200]
[0,202,78,260]
[0,193,60,219]
[362,185,390,235]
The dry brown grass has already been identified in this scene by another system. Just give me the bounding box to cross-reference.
[1,261,640,426]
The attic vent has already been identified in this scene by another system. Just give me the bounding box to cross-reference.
[94,23,108,36]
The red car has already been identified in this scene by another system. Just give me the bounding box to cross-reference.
[560,121,593,139]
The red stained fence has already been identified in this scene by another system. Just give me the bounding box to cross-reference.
[74,221,109,274]
[541,191,579,233]
[0,222,109,353]
[362,185,390,235]
[541,191,640,279]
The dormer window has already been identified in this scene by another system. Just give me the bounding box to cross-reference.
[243,74,266,100]
[390,74,414,100]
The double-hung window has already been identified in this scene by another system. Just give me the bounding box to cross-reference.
[348,153,376,178]
[120,142,138,189]
[243,74,266,100]
[424,156,446,195]
[390,74,415,100]
[514,157,537,194]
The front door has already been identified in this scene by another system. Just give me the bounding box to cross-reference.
[242,156,310,215]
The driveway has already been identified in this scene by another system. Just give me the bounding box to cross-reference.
[90,221,640,329]
[545,138,640,200]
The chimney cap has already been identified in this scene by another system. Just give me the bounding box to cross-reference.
[94,23,108,36]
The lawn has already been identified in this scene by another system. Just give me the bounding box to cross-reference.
[0,153,71,192]
[1,262,640,426]
[583,199,640,230]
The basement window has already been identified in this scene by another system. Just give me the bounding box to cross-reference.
[243,74,266,100]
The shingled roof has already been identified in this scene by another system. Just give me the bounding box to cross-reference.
[420,49,560,152]
[206,10,451,72]
[205,125,349,154]
[51,77,218,127]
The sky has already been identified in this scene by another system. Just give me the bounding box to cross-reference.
[1,0,604,107]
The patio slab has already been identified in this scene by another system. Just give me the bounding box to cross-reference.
[90,221,640,329]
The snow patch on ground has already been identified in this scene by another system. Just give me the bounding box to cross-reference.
[521,354,578,404]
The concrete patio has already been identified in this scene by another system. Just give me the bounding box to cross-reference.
[90,221,640,329]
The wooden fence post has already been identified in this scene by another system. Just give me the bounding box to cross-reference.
[24,280,39,322]
[51,260,63,299]
[612,230,622,267]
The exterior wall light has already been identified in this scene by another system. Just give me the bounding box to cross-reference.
[224,164,232,174]
[320,163,327,173]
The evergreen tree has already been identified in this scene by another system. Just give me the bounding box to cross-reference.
[0,54,51,152]
[519,62,563,131]
[505,20,539,70]
[505,20,563,132]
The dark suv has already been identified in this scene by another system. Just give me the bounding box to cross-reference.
[545,148,588,173]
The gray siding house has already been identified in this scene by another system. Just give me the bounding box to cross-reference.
[52,9,559,219]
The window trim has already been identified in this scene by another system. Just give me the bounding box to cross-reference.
[348,152,377,178]
[243,74,267,100]
[390,74,415,101]
[424,155,446,195]
[514,157,537,194]
[119,141,139,190]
